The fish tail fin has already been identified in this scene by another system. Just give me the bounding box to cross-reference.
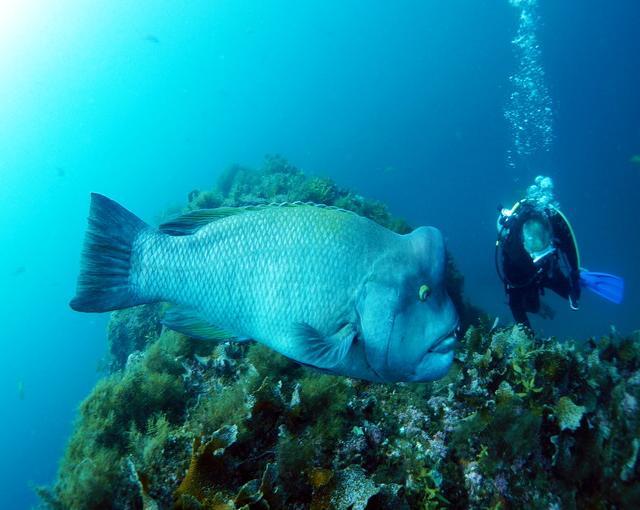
[70,193,153,312]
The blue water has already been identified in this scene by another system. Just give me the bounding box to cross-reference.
[0,1,638,507]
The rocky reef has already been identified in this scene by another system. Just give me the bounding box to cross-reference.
[39,157,639,509]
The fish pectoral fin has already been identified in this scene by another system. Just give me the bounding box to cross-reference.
[163,306,238,341]
[292,322,355,370]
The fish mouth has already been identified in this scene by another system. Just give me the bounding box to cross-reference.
[427,326,459,354]
[410,329,458,382]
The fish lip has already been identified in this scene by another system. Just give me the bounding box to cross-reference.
[427,326,459,354]
[410,339,456,381]
[428,335,457,354]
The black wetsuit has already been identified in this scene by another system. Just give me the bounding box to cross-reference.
[498,202,581,330]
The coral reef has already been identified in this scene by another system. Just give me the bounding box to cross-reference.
[107,304,164,371]
[39,157,640,509]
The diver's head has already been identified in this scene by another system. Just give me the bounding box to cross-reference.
[522,216,552,255]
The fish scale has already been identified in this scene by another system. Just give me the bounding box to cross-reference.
[133,205,391,358]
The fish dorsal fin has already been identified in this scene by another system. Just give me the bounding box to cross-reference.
[275,201,361,217]
[162,305,237,341]
[159,202,361,236]
[159,208,246,236]
[292,322,355,369]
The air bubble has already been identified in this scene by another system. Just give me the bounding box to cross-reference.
[504,0,553,169]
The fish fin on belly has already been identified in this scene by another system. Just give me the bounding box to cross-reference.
[292,322,355,369]
[163,306,244,342]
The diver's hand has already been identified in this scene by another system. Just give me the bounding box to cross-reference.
[569,295,579,311]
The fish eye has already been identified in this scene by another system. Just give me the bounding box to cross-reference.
[418,284,431,301]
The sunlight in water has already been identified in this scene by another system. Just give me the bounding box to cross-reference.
[0,0,50,107]
[0,1,42,54]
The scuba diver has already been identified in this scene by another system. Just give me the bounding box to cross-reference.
[496,176,624,330]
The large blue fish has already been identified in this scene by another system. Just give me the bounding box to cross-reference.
[71,194,458,382]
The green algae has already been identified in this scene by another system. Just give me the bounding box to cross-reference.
[37,330,191,509]
[40,156,640,509]
[554,396,586,432]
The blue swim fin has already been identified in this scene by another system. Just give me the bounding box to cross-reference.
[579,270,625,304]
